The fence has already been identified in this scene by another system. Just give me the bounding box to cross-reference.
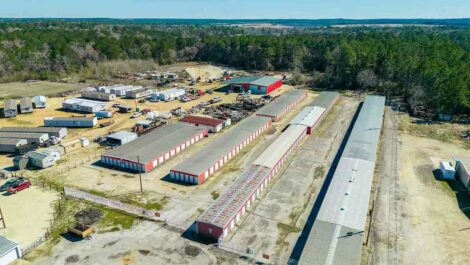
[63,187,164,222]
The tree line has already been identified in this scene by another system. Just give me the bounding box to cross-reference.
[0,22,468,116]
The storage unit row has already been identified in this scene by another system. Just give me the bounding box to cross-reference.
[255,90,307,122]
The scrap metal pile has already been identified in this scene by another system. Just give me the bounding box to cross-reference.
[202,96,268,122]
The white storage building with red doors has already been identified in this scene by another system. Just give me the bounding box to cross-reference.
[256,90,307,122]
[170,116,272,185]
[101,123,207,173]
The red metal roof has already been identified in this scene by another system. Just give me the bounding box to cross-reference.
[180,115,225,127]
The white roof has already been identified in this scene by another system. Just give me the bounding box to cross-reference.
[440,161,455,171]
[158,88,185,96]
[63,98,105,107]
[107,131,138,141]
[290,106,326,128]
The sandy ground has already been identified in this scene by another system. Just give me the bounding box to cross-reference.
[224,97,359,263]
[185,65,225,80]
[397,133,470,265]
[0,186,58,248]
[30,221,249,265]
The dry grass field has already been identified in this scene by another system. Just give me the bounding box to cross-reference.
[0,81,82,100]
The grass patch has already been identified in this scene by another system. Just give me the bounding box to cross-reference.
[0,81,80,99]
[314,166,325,179]
[211,191,220,200]
[276,222,301,249]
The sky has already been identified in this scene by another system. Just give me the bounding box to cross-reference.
[0,0,469,19]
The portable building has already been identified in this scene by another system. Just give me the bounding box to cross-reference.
[32,95,47,108]
[62,98,106,113]
[19,97,33,114]
[0,139,28,153]
[225,76,283,94]
[106,131,138,146]
[456,157,470,191]
[170,116,272,185]
[44,117,97,128]
[256,90,307,122]
[95,111,113,118]
[3,99,17,118]
[0,236,22,265]
[13,156,29,170]
[0,132,49,145]
[40,148,61,161]
[439,161,456,180]
[101,123,207,173]
[125,88,153,99]
[110,85,142,96]
[152,88,185,101]
[97,86,111,94]
[27,150,55,168]
[0,127,68,139]
[180,115,228,133]
[81,91,116,101]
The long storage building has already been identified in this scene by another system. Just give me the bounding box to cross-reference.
[0,139,28,153]
[0,127,67,139]
[297,95,385,265]
[0,132,49,145]
[170,116,272,185]
[101,123,207,173]
[62,98,106,113]
[256,90,307,122]
[81,91,116,101]
[44,117,97,128]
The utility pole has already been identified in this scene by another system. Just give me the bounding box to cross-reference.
[137,156,143,193]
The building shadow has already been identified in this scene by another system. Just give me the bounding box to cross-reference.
[433,169,470,220]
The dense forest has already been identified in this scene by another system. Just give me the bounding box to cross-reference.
[0,21,468,116]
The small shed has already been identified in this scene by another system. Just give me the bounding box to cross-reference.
[0,236,22,265]
[13,156,29,170]
[3,99,17,118]
[106,131,138,146]
[19,97,33,114]
[439,161,456,180]
[33,95,47,108]
[27,150,55,168]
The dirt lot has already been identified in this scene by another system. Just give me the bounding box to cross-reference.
[0,81,81,99]
[0,186,58,248]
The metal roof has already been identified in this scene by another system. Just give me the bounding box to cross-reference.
[0,127,66,135]
[106,131,138,141]
[157,88,185,96]
[4,99,16,111]
[289,106,326,128]
[0,235,18,258]
[63,98,106,108]
[20,97,32,107]
[256,90,306,118]
[253,124,306,169]
[44,116,96,121]
[225,76,260,85]
[250,76,281,87]
[298,95,385,265]
[27,150,51,160]
[310,91,340,109]
[180,115,225,127]
[103,123,206,164]
[0,138,27,146]
[171,116,270,176]
[0,132,48,140]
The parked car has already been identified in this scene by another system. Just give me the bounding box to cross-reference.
[112,103,121,108]
[0,177,26,192]
[7,180,31,194]
[131,112,142,119]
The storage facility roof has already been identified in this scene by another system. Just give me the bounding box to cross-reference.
[172,116,270,176]
[103,123,205,164]
[289,106,326,128]
[45,116,96,121]
[180,115,225,127]
[256,90,306,118]
[298,95,385,265]
[0,138,27,145]
[0,127,66,134]
[0,235,18,258]
[0,132,48,140]
[253,124,306,169]
[310,91,340,109]
[106,131,138,141]
[225,76,281,87]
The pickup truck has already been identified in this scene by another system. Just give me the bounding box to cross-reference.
[7,180,31,194]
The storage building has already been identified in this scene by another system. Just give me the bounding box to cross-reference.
[170,116,272,185]
[256,90,307,122]
[110,85,142,96]
[196,124,307,241]
[225,76,283,94]
[125,88,153,99]
[19,97,33,114]
[439,161,456,180]
[0,138,28,153]
[106,131,138,146]
[95,110,113,118]
[62,98,106,113]
[3,99,17,118]
[101,123,207,173]
[0,132,49,145]
[152,88,185,101]
[81,91,116,101]
[309,91,339,110]
[297,95,385,265]
[44,117,97,128]
[32,95,47,108]
[0,127,68,139]
[456,157,470,191]
[27,150,55,168]
[0,236,22,265]
[180,115,229,133]
[289,106,325,134]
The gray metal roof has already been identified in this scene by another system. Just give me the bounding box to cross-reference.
[106,131,138,141]
[289,106,326,128]
[0,127,66,135]
[0,132,48,140]
[20,97,32,107]
[0,138,27,146]
[256,90,306,118]
[298,95,385,265]
[250,76,281,87]
[225,76,260,85]
[103,123,206,164]
[45,116,96,121]
[172,116,271,176]
[310,91,340,109]
[0,235,18,258]
[253,124,306,169]
[27,150,51,160]
[4,99,16,111]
